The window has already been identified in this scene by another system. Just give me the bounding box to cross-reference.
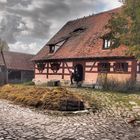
[114,62,128,72]
[137,62,140,72]
[37,62,46,73]
[49,40,66,54]
[50,62,61,73]
[70,27,86,36]
[73,27,85,33]
[49,45,55,53]
[103,39,111,49]
[98,63,110,72]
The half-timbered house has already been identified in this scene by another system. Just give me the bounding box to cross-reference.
[32,8,140,86]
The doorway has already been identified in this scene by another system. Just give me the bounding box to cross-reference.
[74,64,84,82]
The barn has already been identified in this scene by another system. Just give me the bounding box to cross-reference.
[32,8,140,87]
[0,51,34,85]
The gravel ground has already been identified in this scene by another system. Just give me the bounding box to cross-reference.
[0,100,140,140]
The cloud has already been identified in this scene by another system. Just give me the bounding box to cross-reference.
[9,41,39,54]
[0,0,7,3]
[0,0,122,54]
[0,13,23,43]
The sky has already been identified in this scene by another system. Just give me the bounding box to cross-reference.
[0,0,122,54]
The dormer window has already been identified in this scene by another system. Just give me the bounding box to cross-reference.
[73,27,85,33]
[103,39,111,49]
[49,40,66,54]
[49,45,55,53]
[70,27,86,36]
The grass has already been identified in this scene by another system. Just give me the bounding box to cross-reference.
[68,88,140,111]
[0,84,140,114]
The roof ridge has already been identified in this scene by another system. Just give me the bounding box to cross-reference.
[69,7,122,23]
[3,51,34,56]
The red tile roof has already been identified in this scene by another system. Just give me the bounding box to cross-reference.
[32,7,130,61]
[0,51,34,71]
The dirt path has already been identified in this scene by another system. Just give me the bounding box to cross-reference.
[0,100,140,140]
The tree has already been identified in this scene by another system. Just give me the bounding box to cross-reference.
[0,39,9,84]
[106,0,140,59]
[0,39,9,52]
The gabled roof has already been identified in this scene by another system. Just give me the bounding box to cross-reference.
[32,7,130,61]
[0,51,34,71]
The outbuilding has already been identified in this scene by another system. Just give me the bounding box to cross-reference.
[0,51,34,85]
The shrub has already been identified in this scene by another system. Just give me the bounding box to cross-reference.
[23,81,35,86]
[98,77,138,92]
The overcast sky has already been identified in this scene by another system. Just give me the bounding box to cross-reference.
[0,0,122,54]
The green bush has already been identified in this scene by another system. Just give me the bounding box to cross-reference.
[23,81,35,86]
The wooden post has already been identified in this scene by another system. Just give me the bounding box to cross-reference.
[5,69,8,84]
[131,59,137,81]
[21,71,23,83]
[46,63,49,79]
[62,62,64,79]
[1,51,8,84]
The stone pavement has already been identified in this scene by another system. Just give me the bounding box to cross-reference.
[0,100,140,140]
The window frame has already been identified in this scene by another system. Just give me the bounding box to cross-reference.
[37,62,46,73]
[103,38,111,49]
[114,62,128,72]
[49,45,55,53]
[98,62,110,73]
[50,62,61,73]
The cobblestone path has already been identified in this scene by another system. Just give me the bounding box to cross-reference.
[0,100,140,140]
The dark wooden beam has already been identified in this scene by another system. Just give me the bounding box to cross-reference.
[46,63,49,79]
[62,62,65,79]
